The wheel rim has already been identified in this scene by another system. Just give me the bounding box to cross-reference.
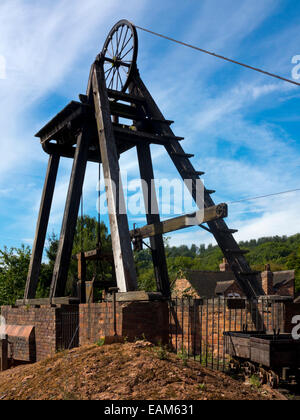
[102,20,138,92]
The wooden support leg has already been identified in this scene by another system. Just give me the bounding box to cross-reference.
[136,144,170,297]
[77,252,87,303]
[50,127,91,298]
[25,153,60,300]
[92,59,137,293]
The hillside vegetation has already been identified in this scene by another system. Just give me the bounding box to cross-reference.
[137,234,300,292]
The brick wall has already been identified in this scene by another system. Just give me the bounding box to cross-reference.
[169,299,285,358]
[1,305,79,362]
[79,301,169,346]
[79,302,119,345]
[2,298,298,365]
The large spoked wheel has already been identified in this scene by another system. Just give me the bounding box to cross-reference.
[102,20,138,92]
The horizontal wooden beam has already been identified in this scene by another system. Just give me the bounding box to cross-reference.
[130,203,228,239]
[75,249,114,262]
[36,101,90,144]
[113,125,184,145]
[16,297,80,306]
[107,89,146,104]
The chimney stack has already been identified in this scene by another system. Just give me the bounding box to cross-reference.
[261,264,274,295]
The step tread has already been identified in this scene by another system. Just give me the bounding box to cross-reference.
[172,152,195,158]
[218,229,238,234]
[107,89,146,103]
[113,125,183,144]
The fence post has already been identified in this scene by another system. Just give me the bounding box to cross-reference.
[0,335,8,371]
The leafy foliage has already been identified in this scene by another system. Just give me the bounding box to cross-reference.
[0,245,51,305]
[46,216,112,297]
[1,224,300,306]
[135,234,300,292]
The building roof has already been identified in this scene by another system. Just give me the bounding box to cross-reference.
[273,270,295,288]
[180,270,236,298]
[176,269,295,299]
[215,280,236,295]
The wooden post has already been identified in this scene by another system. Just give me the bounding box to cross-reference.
[50,126,91,298]
[136,144,170,297]
[92,58,137,293]
[0,335,8,372]
[77,252,87,303]
[24,153,60,299]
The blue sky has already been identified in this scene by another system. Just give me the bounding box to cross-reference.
[0,0,300,254]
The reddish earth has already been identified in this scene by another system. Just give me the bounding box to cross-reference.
[0,341,285,400]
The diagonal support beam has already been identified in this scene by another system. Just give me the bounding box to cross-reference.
[50,126,91,298]
[25,153,60,299]
[92,58,137,293]
[130,204,228,240]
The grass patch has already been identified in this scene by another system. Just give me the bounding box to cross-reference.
[153,343,168,361]
[249,375,261,389]
[96,338,105,347]
[177,348,189,366]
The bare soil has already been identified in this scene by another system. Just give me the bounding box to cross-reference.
[0,341,285,400]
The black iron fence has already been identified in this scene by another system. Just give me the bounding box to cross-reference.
[168,297,285,372]
[57,311,79,351]
[55,296,287,370]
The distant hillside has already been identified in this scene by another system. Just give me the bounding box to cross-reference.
[136,234,300,292]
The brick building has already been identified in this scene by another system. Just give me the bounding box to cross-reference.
[173,259,295,299]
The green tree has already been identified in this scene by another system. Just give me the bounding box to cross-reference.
[46,216,113,296]
[0,245,50,305]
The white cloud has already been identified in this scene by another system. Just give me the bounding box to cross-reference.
[0,0,148,182]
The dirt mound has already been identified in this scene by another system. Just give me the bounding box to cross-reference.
[0,341,283,400]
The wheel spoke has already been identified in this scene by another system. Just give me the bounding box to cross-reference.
[117,69,124,90]
[114,70,118,91]
[120,35,133,57]
[116,69,119,91]
[121,46,134,61]
[110,35,115,57]
[105,49,113,58]
[118,61,130,68]
[109,68,117,89]
[116,25,124,53]
[120,27,130,55]
[105,67,113,80]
